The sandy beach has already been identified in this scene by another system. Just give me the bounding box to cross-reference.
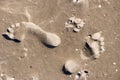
[0,0,120,80]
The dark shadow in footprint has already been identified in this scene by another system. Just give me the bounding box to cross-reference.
[62,65,72,75]
[84,42,98,59]
[2,34,21,43]
[13,39,21,43]
[84,70,89,74]
[43,43,56,48]
[84,42,94,57]
[2,34,12,40]
[77,72,81,77]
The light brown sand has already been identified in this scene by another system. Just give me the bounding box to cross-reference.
[0,0,120,80]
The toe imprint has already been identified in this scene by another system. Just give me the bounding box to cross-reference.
[3,22,27,42]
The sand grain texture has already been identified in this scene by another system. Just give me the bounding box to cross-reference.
[0,0,120,80]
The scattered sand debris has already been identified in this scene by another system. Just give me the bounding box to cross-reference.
[23,48,28,52]
[65,17,85,33]
[20,52,28,59]
[103,13,108,17]
[23,52,28,57]
[2,18,5,21]
[63,60,79,74]
[2,22,61,47]
[74,70,89,80]
[103,73,107,76]
[15,23,20,27]
[113,62,117,65]
[75,48,79,52]
[0,73,4,77]
[16,52,28,61]
[30,75,39,80]
[84,63,88,66]
[115,69,118,72]
[98,5,102,8]
[85,31,105,59]
[103,0,111,4]
[0,73,15,80]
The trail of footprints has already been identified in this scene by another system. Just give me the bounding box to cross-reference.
[1,0,106,80]
[2,19,105,80]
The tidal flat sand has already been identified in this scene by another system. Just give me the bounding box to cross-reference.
[0,0,120,80]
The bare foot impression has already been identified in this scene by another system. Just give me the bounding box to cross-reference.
[2,9,61,47]
[65,17,85,33]
[2,22,61,47]
[85,31,105,59]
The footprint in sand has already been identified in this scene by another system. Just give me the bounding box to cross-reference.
[2,22,61,47]
[85,31,105,59]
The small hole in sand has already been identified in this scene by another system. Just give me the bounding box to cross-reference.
[29,66,33,68]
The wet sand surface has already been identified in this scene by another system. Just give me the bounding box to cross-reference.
[0,0,120,80]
